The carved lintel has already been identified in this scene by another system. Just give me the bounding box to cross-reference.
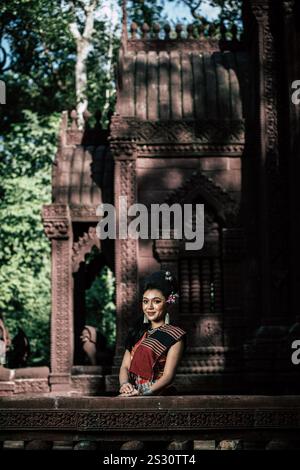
[110,141,137,160]
[110,117,245,146]
[164,169,239,226]
[70,205,98,221]
[42,204,71,240]
[137,143,244,157]
[154,239,181,261]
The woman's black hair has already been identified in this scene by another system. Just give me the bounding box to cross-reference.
[142,270,178,299]
[124,270,182,352]
[124,317,149,352]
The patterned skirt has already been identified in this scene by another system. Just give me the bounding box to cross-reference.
[129,371,177,396]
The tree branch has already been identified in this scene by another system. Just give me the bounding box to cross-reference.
[181,0,203,19]
[69,21,82,40]
[83,0,98,40]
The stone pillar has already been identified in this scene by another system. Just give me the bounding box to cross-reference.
[244,1,289,390]
[251,0,288,325]
[43,204,73,392]
[110,142,138,369]
[281,1,298,326]
[280,1,300,389]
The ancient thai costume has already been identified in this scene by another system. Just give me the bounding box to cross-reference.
[128,324,186,395]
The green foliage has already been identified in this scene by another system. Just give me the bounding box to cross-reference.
[127,0,166,25]
[0,0,76,130]
[0,0,121,132]
[85,265,116,348]
[0,0,122,363]
[210,0,242,24]
[0,0,243,366]
[0,110,60,365]
[169,0,243,29]
[85,14,120,127]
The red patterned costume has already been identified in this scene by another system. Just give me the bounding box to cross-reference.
[128,324,186,395]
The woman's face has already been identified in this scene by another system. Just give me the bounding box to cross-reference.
[142,289,167,323]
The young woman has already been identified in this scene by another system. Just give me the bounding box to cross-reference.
[118,271,186,397]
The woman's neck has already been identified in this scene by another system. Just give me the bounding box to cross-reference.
[150,320,165,329]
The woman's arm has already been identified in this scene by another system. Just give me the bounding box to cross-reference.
[118,349,135,394]
[147,339,184,395]
[119,339,185,397]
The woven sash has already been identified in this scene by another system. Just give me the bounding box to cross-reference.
[128,324,186,380]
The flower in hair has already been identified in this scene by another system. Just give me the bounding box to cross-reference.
[166,292,179,304]
[165,271,172,281]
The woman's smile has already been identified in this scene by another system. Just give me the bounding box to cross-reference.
[142,288,167,326]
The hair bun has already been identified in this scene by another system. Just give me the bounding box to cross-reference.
[142,270,178,300]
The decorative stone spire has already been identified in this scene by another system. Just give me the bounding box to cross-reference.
[163,23,171,39]
[187,24,194,39]
[130,22,138,39]
[152,23,160,39]
[141,22,150,39]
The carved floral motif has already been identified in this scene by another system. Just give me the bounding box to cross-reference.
[0,408,298,430]
[115,160,138,352]
[72,227,100,273]
[42,204,71,239]
[110,118,245,146]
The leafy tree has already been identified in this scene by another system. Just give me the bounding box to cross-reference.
[0,0,121,132]
[169,0,242,31]
[0,110,60,365]
[127,0,166,26]
[0,0,76,130]
[124,0,242,39]
[0,0,123,364]
[0,0,244,366]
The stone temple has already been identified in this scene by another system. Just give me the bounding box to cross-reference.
[1,0,300,451]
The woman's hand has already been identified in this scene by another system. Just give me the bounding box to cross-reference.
[118,387,140,397]
[119,381,135,394]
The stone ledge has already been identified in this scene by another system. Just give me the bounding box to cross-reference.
[0,381,15,396]
[0,396,299,442]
